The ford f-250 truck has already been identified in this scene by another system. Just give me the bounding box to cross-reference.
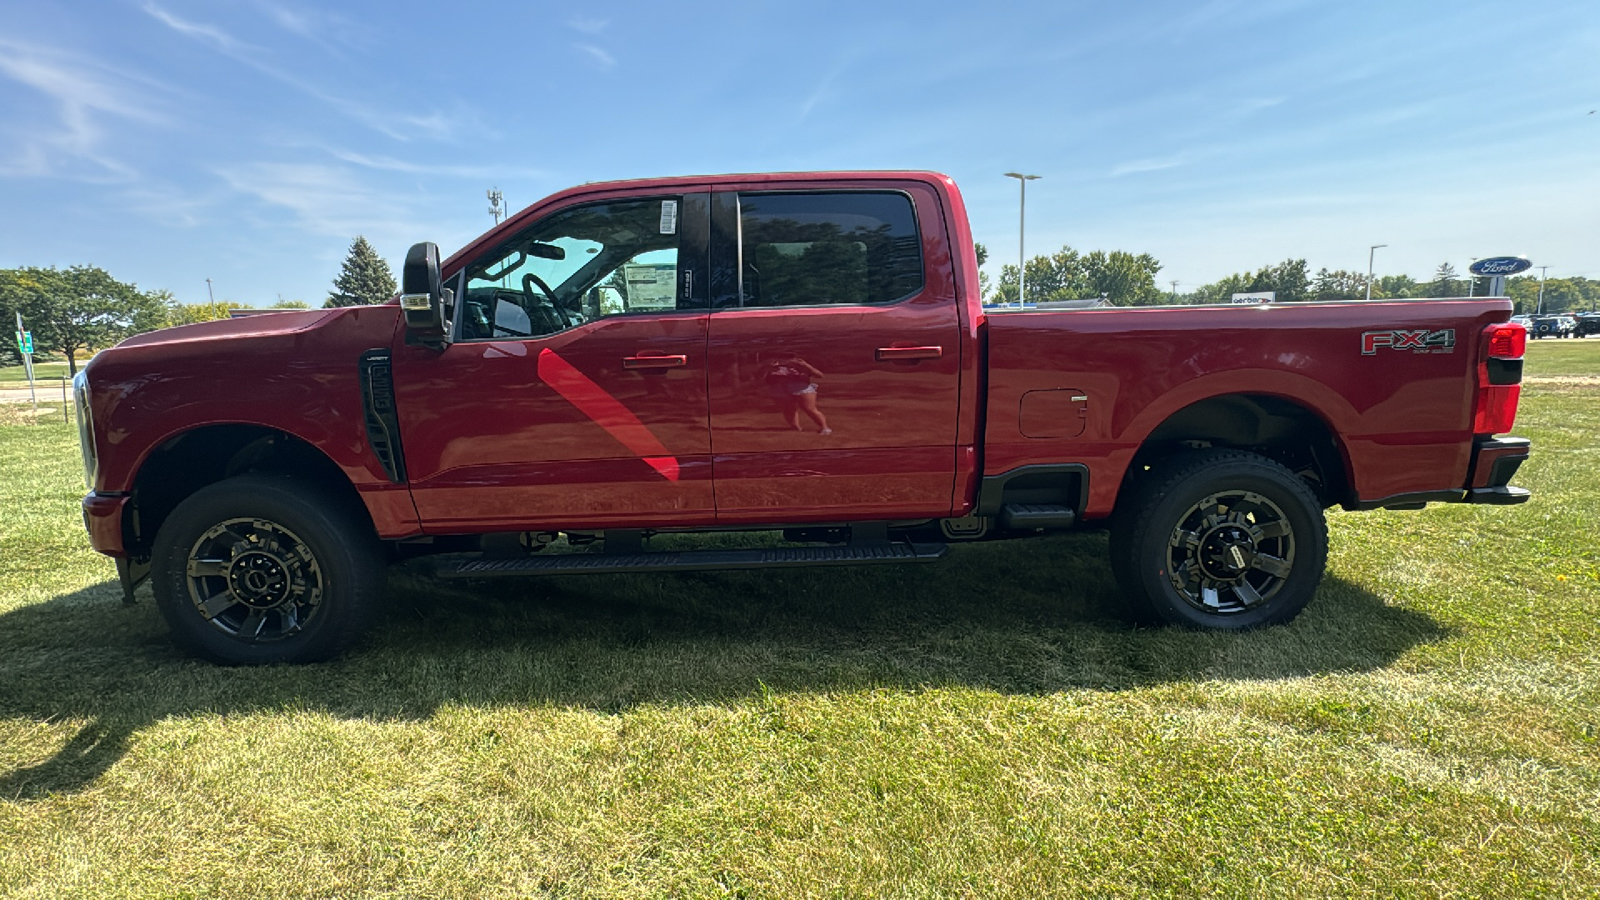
[74,171,1531,664]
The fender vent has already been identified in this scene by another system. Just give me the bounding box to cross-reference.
[359,349,407,483]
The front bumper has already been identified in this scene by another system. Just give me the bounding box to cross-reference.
[82,491,129,556]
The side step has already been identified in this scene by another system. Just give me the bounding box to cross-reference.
[1000,503,1076,529]
[440,541,948,579]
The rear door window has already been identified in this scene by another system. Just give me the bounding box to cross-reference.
[737,192,923,308]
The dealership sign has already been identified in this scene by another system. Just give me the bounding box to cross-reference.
[1469,256,1532,277]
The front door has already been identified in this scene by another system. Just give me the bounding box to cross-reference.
[705,185,964,523]
[393,192,714,532]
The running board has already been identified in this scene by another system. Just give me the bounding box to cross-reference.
[1000,503,1077,529]
[440,541,948,578]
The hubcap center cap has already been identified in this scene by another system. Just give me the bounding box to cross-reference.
[1198,525,1256,580]
[227,551,290,608]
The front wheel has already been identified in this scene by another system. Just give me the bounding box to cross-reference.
[151,475,385,664]
[1110,449,1328,629]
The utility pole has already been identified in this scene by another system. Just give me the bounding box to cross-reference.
[1004,173,1040,306]
[1170,280,1179,303]
[1366,244,1387,301]
[487,188,505,226]
[1468,258,1478,297]
[206,278,215,305]
[1536,265,1550,315]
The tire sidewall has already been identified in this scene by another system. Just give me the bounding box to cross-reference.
[151,475,381,665]
[1121,455,1327,630]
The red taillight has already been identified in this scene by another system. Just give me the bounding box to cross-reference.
[1487,322,1525,358]
[1473,323,1524,435]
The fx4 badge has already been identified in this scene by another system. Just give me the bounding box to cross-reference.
[1361,329,1456,355]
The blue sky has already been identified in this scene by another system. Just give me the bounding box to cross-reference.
[1,0,1596,305]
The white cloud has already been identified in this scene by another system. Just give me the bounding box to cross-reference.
[215,162,420,246]
[143,2,456,142]
[1110,157,1184,177]
[576,43,617,71]
[567,16,610,35]
[323,148,544,180]
[0,38,169,181]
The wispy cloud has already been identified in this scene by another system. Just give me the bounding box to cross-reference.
[0,38,168,181]
[567,16,610,35]
[323,148,544,180]
[576,43,616,71]
[251,0,366,55]
[143,2,251,52]
[143,2,455,142]
[215,162,419,245]
[1110,156,1184,177]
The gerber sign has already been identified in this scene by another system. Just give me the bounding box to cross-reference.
[1469,256,1532,277]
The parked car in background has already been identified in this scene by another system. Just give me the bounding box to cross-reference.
[1575,312,1600,337]
[1529,315,1577,339]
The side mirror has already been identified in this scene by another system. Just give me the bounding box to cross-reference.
[399,242,447,347]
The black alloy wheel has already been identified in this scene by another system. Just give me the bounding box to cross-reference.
[152,474,384,664]
[183,517,326,643]
[1163,489,1295,615]
[1111,449,1328,630]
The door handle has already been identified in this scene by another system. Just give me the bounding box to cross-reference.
[623,354,688,369]
[875,345,943,361]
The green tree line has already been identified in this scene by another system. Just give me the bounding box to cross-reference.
[981,244,1597,314]
[2,237,392,373]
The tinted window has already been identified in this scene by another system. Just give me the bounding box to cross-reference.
[459,197,681,340]
[738,192,922,308]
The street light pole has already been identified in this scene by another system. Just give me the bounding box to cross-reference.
[1365,244,1387,301]
[1005,173,1040,305]
[206,278,215,305]
[1536,265,1550,315]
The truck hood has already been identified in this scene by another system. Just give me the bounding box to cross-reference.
[114,308,353,350]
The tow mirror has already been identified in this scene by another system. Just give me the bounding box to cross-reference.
[400,242,448,347]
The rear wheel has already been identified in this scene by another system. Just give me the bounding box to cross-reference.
[1111,449,1327,629]
[151,475,384,664]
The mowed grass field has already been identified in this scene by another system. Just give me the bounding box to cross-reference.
[2,342,1597,898]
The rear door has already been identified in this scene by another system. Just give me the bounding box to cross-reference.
[392,191,714,532]
[705,182,963,522]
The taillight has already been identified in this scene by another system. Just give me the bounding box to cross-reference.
[1473,322,1524,435]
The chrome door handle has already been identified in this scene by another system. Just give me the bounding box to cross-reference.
[623,354,688,369]
[875,345,943,361]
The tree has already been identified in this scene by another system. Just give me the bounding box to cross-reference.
[1429,262,1460,297]
[1190,259,1310,304]
[1310,268,1369,302]
[326,237,397,308]
[974,242,990,299]
[269,299,311,309]
[0,266,168,375]
[167,300,249,326]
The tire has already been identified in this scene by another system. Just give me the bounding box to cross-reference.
[151,474,385,664]
[1110,449,1328,630]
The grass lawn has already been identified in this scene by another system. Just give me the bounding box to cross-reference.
[1,341,1597,897]
[0,360,72,384]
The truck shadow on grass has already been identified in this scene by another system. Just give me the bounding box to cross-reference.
[0,532,1447,800]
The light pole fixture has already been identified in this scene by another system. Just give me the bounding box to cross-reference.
[1468,258,1479,297]
[1365,244,1387,301]
[1005,173,1040,305]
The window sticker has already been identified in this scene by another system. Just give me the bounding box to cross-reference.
[659,200,678,235]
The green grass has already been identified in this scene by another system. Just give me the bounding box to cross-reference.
[2,351,1598,897]
[0,360,71,383]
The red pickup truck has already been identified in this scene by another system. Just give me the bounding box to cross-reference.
[74,171,1530,664]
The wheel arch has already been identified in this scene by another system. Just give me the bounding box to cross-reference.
[1125,390,1356,509]
[122,423,374,557]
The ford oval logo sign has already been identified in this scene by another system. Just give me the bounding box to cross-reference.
[1469,256,1532,276]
